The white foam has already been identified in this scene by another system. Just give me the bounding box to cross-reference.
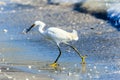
[3,29,8,33]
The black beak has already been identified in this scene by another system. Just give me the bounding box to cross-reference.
[26,24,35,33]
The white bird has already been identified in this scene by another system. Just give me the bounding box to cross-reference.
[26,21,86,68]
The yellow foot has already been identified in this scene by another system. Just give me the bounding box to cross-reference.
[81,55,87,64]
[50,63,59,68]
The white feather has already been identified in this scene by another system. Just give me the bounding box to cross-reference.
[33,21,79,45]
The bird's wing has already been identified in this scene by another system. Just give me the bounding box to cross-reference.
[44,27,71,42]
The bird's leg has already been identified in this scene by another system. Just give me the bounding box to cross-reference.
[50,45,61,68]
[66,43,87,64]
[50,62,59,68]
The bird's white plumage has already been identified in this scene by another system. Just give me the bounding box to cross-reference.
[26,21,86,65]
[44,27,72,44]
[33,21,78,45]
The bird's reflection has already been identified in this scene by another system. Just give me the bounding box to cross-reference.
[81,63,86,73]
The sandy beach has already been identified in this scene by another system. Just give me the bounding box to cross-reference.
[0,0,120,80]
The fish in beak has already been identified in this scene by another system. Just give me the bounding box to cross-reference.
[26,24,35,33]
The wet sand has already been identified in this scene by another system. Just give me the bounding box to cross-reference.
[0,0,120,80]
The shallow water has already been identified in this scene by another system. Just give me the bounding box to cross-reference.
[0,0,120,80]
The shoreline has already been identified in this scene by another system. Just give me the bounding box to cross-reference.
[0,0,120,80]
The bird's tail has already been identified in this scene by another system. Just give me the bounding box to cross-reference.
[72,30,79,40]
[72,30,77,35]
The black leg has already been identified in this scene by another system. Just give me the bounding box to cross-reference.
[54,45,62,63]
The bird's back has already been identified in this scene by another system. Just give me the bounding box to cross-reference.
[44,27,78,44]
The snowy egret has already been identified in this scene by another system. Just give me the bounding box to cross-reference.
[25,21,87,68]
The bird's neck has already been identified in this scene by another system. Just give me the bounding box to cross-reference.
[38,25,44,34]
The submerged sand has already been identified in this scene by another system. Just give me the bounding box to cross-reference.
[0,0,120,80]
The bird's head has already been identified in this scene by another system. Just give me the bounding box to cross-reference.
[26,21,46,33]
[34,21,46,27]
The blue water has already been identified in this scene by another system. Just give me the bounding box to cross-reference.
[0,0,120,80]
[107,3,120,30]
